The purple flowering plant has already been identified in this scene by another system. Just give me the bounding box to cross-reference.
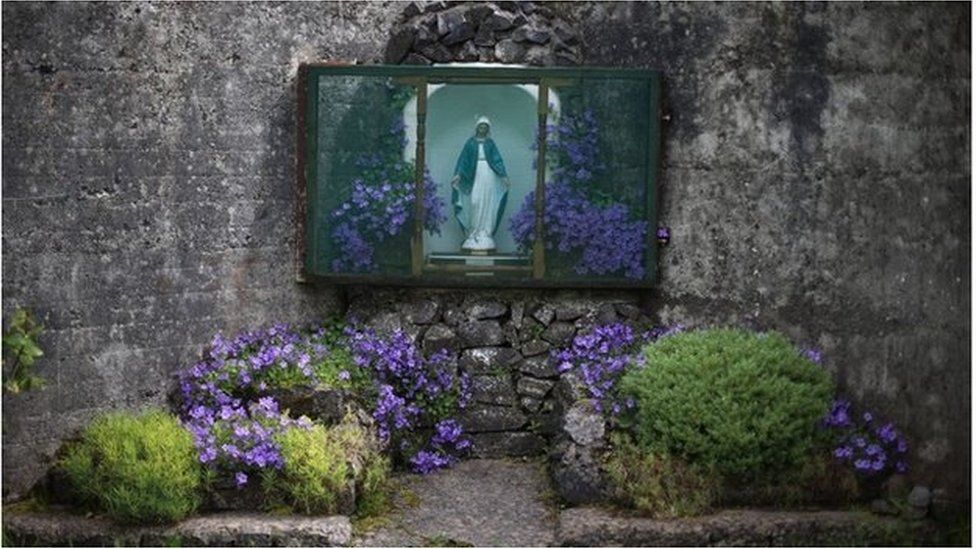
[553,322,685,417]
[510,109,648,279]
[176,321,368,487]
[346,326,472,474]
[330,116,446,273]
[822,398,909,478]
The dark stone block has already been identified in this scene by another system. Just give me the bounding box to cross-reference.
[520,339,550,357]
[494,39,524,63]
[542,322,576,346]
[205,478,268,512]
[459,346,521,374]
[457,40,480,61]
[443,306,465,326]
[466,300,508,320]
[519,317,545,343]
[562,400,605,447]
[554,373,589,409]
[517,376,555,399]
[524,28,551,45]
[423,0,448,13]
[402,299,440,325]
[595,304,619,325]
[458,320,506,347]
[267,387,346,424]
[384,27,416,64]
[483,11,516,31]
[400,1,423,19]
[414,24,440,48]
[460,404,527,432]
[436,9,465,36]
[555,303,586,321]
[524,44,554,66]
[552,18,579,45]
[511,302,525,327]
[402,53,432,65]
[521,396,542,413]
[420,42,453,63]
[423,323,458,355]
[470,431,545,458]
[471,374,518,406]
[518,355,558,379]
[531,303,555,326]
[465,4,494,25]
[549,441,609,504]
[442,21,476,46]
[615,302,641,320]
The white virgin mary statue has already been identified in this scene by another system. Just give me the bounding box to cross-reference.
[450,115,511,253]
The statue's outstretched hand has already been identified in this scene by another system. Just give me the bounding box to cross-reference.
[451,175,460,188]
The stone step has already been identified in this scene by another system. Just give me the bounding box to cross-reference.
[2,510,351,547]
[556,507,938,547]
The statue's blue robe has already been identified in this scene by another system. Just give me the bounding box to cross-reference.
[451,137,508,236]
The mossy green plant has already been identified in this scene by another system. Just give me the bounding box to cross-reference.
[58,410,202,525]
[270,413,391,516]
[618,328,834,479]
[605,432,719,518]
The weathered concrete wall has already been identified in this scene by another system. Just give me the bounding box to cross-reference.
[0,2,398,498]
[2,1,970,507]
[569,1,970,502]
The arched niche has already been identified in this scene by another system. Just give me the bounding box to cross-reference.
[402,63,562,256]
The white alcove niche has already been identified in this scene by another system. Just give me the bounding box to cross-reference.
[402,64,561,258]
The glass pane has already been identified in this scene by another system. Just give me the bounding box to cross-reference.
[420,83,541,281]
[308,73,426,277]
[534,76,656,283]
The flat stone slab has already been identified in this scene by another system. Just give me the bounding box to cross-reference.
[3,509,351,547]
[355,458,556,547]
[557,507,935,547]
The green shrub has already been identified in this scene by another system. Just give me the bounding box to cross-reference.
[606,432,718,517]
[272,414,390,515]
[618,328,833,479]
[2,308,45,393]
[59,410,201,524]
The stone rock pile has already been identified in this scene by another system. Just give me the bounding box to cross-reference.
[345,289,653,477]
[384,1,582,66]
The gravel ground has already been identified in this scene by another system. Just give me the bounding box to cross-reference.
[354,458,558,547]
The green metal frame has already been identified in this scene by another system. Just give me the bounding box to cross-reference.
[297,63,663,288]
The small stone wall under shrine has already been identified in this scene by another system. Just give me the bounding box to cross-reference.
[343,287,649,500]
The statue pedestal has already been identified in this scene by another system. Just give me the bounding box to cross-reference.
[426,253,530,277]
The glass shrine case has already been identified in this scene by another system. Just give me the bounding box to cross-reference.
[298,64,662,287]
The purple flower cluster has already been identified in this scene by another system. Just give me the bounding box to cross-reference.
[823,399,909,476]
[553,323,685,415]
[330,118,446,273]
[539,108,604,188]
[656,226,671,244]
[176,323,332,486]
[801,347,823,365]
[510,110,647,279]
[347,327,472,474]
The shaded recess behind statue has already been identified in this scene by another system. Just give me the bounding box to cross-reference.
[450,116,511,253]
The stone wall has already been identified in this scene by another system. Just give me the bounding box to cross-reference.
[343,287,652,464]
[2,1,970,507]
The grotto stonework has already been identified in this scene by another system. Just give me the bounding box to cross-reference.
[1,0,970,525]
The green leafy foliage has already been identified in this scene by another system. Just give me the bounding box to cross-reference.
[59,410,202,524]
[2,308,45,393]
[269,413,390,516]
[605,432,718,518]
[618,328,834,479]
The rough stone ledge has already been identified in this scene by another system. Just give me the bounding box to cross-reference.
[3,509,352,547]
[556,507,937,547]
